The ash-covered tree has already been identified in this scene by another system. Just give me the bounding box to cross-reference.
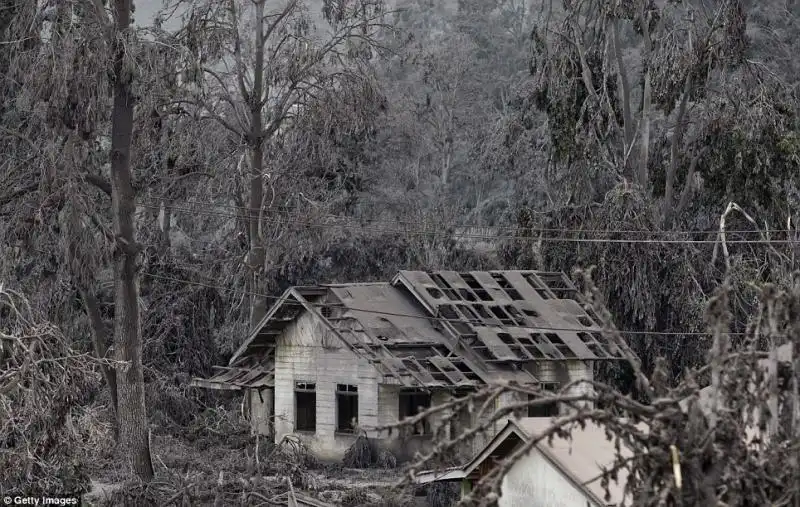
[516,0,797,223]
[0,0,160,481]
[496,0,799,391]
[160,0,390,330]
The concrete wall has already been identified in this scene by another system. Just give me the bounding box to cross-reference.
[499,447,599,507]
[269,310,380,462]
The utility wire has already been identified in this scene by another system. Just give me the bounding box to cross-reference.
[137,202,799,245]
[137,195,793,237]
[142,271,737,337]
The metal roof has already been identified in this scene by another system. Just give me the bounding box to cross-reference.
[327,283,523,387]
[197,270,623,391]
[392,270,623,363]
[189,365,274,390]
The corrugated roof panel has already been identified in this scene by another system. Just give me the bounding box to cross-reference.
[190,366,274,390]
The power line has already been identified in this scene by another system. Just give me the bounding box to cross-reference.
[137,202,800,245]
[142,271,736,337]
[137,195,791,237]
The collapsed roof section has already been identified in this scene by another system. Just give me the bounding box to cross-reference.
[193,270,622,391]
[392,270,623,364]
[325,283,534,387]
[189,365,274,390]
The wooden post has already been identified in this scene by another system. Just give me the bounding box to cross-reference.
[460,479,472,498]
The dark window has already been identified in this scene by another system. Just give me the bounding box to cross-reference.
[336,384,358,433]
[528,383,559,417]
[295,382,316,432]
[399,390,432,435]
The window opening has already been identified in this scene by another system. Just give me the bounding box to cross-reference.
[295,382,316,432]
[528,383,559,417]
[399,390,432,435]
[336,384,359,433]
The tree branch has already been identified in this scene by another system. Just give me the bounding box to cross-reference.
[674,147,704,220]
[84,173,112,196]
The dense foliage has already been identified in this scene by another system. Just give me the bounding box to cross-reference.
[1,0,799,500]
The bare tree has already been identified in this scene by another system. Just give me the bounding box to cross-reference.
[166,0,388,329]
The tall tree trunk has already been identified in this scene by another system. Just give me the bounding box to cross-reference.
[612,18,635,178]
[637,5,653,190]
[248,0,267,330]
[110,0,154,482]
[79,288,119,438]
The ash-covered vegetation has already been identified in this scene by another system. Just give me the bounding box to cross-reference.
[1,0,800,505]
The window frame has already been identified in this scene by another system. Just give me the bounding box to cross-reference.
[528,382,560,418]
[294,381,317,432]
[335,384,359,434]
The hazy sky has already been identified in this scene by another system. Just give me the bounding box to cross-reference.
[135,0,168,27]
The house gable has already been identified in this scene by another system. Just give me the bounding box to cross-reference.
[272,309,381,450]
[229,286,330,367]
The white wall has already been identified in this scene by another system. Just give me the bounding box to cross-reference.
[499,447,599,507]
[270,310,380,461]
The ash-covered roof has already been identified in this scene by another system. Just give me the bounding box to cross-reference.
[189,365,274,390]
[392,270,623,364]
[194,270,623,390]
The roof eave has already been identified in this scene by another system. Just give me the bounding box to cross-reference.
[228,286,327,366]
[413,468,467,484]
[228,287,294,365]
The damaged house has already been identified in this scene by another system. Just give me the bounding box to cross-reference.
[191,270,623,461]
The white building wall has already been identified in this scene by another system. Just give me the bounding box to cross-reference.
[563,360,594,411]
[377,384,400,433]
[499,448,600,507]
[270,311,379,461]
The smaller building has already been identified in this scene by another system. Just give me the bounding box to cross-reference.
[414,417,636,507]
